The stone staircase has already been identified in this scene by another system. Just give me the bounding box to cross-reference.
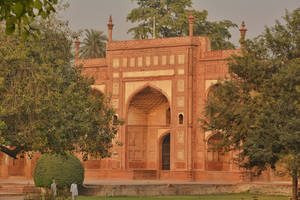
[0,183,39,200]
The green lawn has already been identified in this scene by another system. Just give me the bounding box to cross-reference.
[77,193,289,200]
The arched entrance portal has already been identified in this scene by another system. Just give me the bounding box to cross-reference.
[206,133,230,171]
[161,133,170,170]
[127,86,170,170]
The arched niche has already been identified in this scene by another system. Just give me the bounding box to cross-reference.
[206,133,230,171]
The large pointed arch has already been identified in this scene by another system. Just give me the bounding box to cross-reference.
[125,85,171,170]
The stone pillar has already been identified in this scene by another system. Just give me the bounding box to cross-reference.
[108,15,114,42]
[187,11,195,176]
[189,11,194,37]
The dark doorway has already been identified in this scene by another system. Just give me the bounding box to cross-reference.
[161,133,170,170]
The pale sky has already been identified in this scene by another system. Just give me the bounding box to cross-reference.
[61,0,300,46]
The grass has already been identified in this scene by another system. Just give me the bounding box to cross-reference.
[76,193,289,200]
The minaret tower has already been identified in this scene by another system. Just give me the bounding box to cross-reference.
[108,15,114,42]
[189,11,194,37]
[239,21,247,49]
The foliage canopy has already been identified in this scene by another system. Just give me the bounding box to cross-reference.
[201,8,300,200]
[0,0,58,36]
[127,0,237,50]
[0,18,121,159]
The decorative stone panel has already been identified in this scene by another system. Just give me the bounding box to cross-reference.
[138,57,143,67]
[169,55,175,65]
[113,58,119,68]
[178,54,185,64]
[153,56,158,66]
[178,69,184,75]
[177,96,184,107]
[146,56,150,66]
[122,58,127,67]
[177,79,185,92]
[177,130,184,143]
[123,69,174,78]
[162,55,167,65]
[112,99,119,109]
[113,73,119,78]
[113,82,119,95]
[130,57,135,67]
[177,150,184,160]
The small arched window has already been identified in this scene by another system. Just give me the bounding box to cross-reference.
[113,115,118,125]
[178,113,183,125]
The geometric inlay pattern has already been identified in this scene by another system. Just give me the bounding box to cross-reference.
[129,86,168,113]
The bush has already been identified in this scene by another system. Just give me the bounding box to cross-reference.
[34,153,84,189]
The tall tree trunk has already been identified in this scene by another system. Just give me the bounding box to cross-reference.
[292,173,298,200]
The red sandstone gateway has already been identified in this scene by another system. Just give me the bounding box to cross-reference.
[77,14,242,182]
[1,14,283,183]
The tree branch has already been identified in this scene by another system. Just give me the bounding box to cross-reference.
[0,145,23,159]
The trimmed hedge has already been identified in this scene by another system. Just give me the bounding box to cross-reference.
[34,153,84,188]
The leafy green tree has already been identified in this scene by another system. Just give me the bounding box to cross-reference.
[0,18,120,160]
[79,29,107,59]
[127,0,236,50]
[201,8,300,200]
[0,0,58,35]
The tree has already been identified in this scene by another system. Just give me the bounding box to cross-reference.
[0,18,121,160]
[201,8,300,200]
[127,0,236,50]
[79,29,107,59]
[0,0,58,35]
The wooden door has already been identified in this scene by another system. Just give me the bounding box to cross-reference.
[161,134,170,170]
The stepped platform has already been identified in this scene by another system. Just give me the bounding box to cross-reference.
[0,179,292,199]
[81,180,292,197]
[0,181,39,200]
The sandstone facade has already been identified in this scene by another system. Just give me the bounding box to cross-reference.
[0,16,287,183]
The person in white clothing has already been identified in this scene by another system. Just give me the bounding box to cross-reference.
[50,179,57,199]
[70,182,78,200]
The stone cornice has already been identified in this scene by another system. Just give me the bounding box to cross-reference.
[106,36,204,51]
[199,49,240,61]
